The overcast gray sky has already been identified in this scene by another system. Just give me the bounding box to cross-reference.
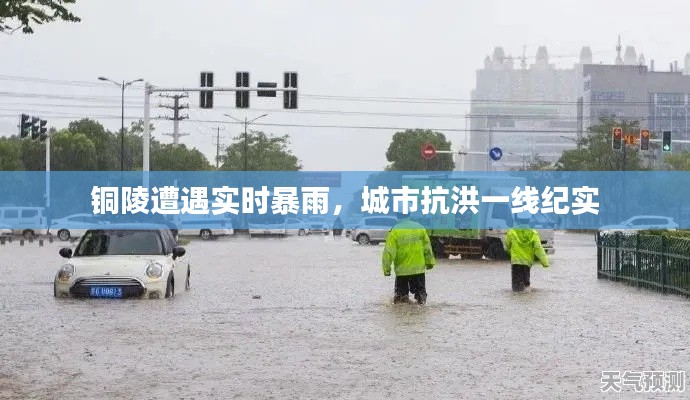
[2,0,690,170]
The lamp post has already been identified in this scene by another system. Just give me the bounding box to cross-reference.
[98,76,143,171]
[223,113,269,171]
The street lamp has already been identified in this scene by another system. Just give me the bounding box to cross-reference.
[223,113,269,171]
[98,76,144,171]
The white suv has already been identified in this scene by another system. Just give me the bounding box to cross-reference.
[350,216,398,245]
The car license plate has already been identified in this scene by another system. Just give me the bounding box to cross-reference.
[89,286,123,298]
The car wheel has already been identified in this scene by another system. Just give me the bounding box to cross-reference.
[357,234,370,245]
[22,230,34,240]
[298,229,306,236]
[57,229,70,241]
[165,273,174,298]
[185,267,191,291]
[200,229,212,240]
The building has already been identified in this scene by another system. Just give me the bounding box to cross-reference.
[463,46,582,171]
[463,41,690,171]
[578,51,690,162]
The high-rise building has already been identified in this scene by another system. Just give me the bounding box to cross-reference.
[463,46,581,171]
[463,41,690,171]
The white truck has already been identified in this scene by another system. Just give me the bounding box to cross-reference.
[401,174,555,260]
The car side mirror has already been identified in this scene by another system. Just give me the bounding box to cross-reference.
[59,248,72,259]
[172,246,186,260]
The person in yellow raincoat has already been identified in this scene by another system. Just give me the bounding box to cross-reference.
[382,212,436,304]
[505,211,550,292]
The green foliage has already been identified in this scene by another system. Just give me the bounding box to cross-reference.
[51,130,98,170]
[556,117,650,171]
[0,137,23,170]
[512,155,557,171]
[2,118,213,171]
[152,143,212,171]
[385,129,454,171]
[220,131,302,171]
[662,150,690,171]
[638,229,690,239]
[0,0,81,34]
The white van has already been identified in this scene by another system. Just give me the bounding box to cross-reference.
[175,211,235,240]
[0,207,49,238]
[248,213,288,238]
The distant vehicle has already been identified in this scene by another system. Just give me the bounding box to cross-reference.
[285,217,309,236]
[598,215,679,236]
[48,213,108,241]
[53,225,190,299]
[248,213,288,238]
[176,212,234,240]
[0,223,11,237]
[350,216,398,245]
[401,174,555,260]
[0,206,48,239]
[306,216,330,235]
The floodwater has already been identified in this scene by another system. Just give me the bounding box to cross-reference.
[1,232,689,399]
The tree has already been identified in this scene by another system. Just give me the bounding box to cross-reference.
[151,143,212,171]
[50,130,97,170]
[662,150,690,171]
[0,137,23,170]
[556,117,649,171]
[220,131,302,171]
[1,0,81,34]
[512,155,557,171]
[67,118,117,170]
[385,129,454,171]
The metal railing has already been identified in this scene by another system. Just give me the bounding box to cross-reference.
[597,232,690,297]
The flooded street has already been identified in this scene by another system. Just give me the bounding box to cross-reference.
[1,232,689,399]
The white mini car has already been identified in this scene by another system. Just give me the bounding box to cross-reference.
[54,225,190,299]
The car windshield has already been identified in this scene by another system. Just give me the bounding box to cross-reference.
[75,230,164,256]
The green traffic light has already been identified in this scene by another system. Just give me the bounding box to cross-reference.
[663,145,671,151]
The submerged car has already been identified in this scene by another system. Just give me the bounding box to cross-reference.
[598,215,679,235]
[306,216,331,235]
[54,225,190,299]
[350,216,398,245]
[0,223,11,237]
[48,213,108,241]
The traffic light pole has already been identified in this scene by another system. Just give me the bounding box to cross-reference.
[46,133,50,208]
[142,84,296,174]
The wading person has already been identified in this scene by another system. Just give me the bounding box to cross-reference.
[505,211,550,292]
[382,212,436,304]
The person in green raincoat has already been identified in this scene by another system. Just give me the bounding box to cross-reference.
[505,211,550,292]
[382,212,436,304]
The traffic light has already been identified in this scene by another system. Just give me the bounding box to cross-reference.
[31,116,40,139]
[640,129,650,151]
[236,71,250,108]
[19,114,31,138]
[283,71,298,109]
[200,71,214,109]
[39,120,48,141]
[612,127,623,150]
[662,131,672,152]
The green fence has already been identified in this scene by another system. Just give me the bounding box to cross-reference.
[596,232,690,297]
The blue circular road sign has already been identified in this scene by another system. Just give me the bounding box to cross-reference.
[489,147,503,161]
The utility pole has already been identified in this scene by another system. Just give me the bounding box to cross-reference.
[214,126,226,169]
[159,93,189,145]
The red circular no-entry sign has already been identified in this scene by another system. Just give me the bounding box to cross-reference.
[421,143,436,160]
